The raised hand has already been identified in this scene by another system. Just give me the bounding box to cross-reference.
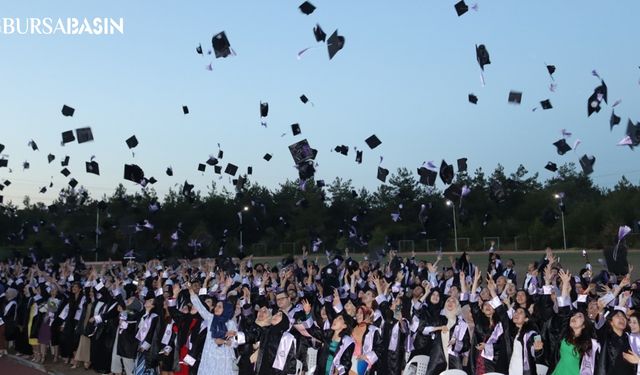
[301,299,312,314]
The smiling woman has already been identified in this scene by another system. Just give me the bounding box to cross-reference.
[0,17,124,35]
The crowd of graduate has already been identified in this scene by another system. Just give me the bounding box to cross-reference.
[0,241,638,375]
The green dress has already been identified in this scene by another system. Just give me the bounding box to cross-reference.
[552,339,581,375]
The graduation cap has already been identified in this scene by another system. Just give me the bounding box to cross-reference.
[247,166,253,175]
[377,167,389,182]
[313,24,326,42]
[197,163,206,172]
[365,134,381,149]
[605,242,629,276]
[334,145,349,155]
[47,154,55,163]
[587,91,601,116]
[225,163,238,176]
[61,156,70,167]
[166,167,173,176]
[299,1,316,15]
[457,158,468,172]
[475,44,490,71]
[300,94,309,104]
[76,127,94,143]
[547,65,556,76]
[289,139,315,164]
[444,184,462,203]
[544,162,558,172]
[0,159,7,168]
[625,119,640,148]
[68,178,78,188]
[217,150,224,159]
[291,123,301,136]
[468,93,478,104]
[508,91,522,104]
[455,0,469,16]
[355,150,363,164]
[553,139,572,155]
[579,154,595,175]
[148,177,157,184]
[327,30,345,60]
[61,168,71,177]
[22,161,30,170]
[61,130,76,144]
[61,104,75,117]
[123,164,144,183]
[316,179,325,188]
[260,102,269,117]
[85,161,99,175]
[0,144,4,153]
[439,160,454,185]
[212,31,232,58]
[610,110,621,131]
[182,106,189,115]
[214,165,222,174]
[39,186,47,194]
[417,167,437,186]
[125,135,138,149]
[263,153,272,161]
[3,180,10,187]
[28,140,38,151]
[182,181,194,196]
[196,44,203,55]
[540,99,553,110]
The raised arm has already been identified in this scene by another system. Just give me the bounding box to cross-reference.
[189,285,213,321]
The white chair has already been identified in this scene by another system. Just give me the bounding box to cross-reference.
[306,347,318,374]
[483,373,506,375]
[402,355,430,375]
[537,364,549,375]
[295,359,303,375]
[440,370,468,375]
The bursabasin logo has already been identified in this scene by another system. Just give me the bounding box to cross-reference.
[1,17,124,35]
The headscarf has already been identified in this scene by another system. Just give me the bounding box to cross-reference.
[210,301,234,339]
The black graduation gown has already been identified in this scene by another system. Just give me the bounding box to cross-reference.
[255,322,297,375]
[595,326,635,375]
[469,300,509,374]
[306,326,354,375]
[380,316,408,375]
[15,294,33,355]
[186,319,207,375]
[2,299,18,341]
[59,293,83,358]
[157,319,179,372]
[422,313,470,374]
[90,298,118,374]
[235,310,264,375]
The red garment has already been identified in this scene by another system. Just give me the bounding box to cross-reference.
[174,319,198,375]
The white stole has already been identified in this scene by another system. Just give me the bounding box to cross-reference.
[272,332,296,371]
[135,312,158,342]
[161,322,174,345]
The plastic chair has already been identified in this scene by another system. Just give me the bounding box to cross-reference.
[307,347,318,374]
[295,359,303,375]
[402,355,430,375]
[440,370,468,375]
[483,372,506,375]
[537,364,549,375]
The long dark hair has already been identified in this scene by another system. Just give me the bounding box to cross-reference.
[565,311,593,358]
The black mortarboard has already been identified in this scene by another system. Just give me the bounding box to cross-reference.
[468,93,478,104]
[544,162,558,172]
[327,30,345,60]
[540,99,553,110]
[604,241,629,276]
[214,165,222,174]
[334,145,349,155]
[0,159,7,168]
[553,139,572,155]
[0,144,4,153]
[587,91,601,116]
[61,168,71,177]
[289,139,315,163]
[62,130,76,144]
[260,102,269,117]
[3,180,10,186]
[313,24,326,42]
[47,154,55,163]
[68,178,78,188]
[626,119,640,148]
[39,186,47,194]
[547,65,556,76]
[475,44,490,71]
[61,156,70,166]
[225,163,238,176]
[291,123,301,136]
[28,140,38,151]
[182,106,189,114]
[316,179,325,187]
[355,150,363,164]
[579,155,595,175]
[206,156,218,166]
[196,44,203,55]
[444,184,462,203]
[439,160,454,185]
[595,81,608,104]
[377,167,389,183]
[182,180,194,196]
[85,161,100,175]
[148,177,157,184]
[197,163,206,172]
[166,167,173,176]
[212,31,232,58]
[417,167,437,186]
[610,110,621,131]
[123,164,144,183]
[508,91,522,104]
[299,1,316,15]
[263,153,272,161]
[22,161,29,169]
[247,166,253,175]
[300,95,309,104]
[457,158,468,172]
[455,0,469,16]
[365,134,381,149]
[126,135,138,149]
[61,105,75,117]
[76,127,94,144]
[218,150,224,159]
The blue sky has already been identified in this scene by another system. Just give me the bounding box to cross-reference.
[0,0,639,205]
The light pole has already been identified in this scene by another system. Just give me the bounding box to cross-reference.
[554,193,567,251]
[239,206,249,251]
[446,200,458,252]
